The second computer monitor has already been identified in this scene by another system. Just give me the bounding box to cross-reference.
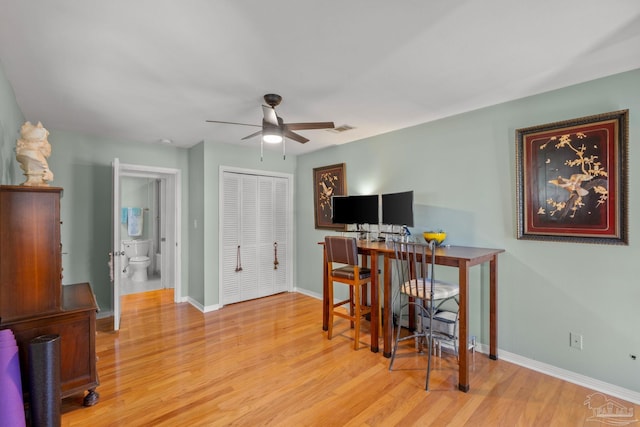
[381,190,414,226]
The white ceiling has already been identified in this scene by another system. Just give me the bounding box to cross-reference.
[1,1,639,156]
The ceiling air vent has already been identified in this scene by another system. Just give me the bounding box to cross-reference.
[327,124,355,134]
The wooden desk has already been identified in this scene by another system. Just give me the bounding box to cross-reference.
[321,240,504,392]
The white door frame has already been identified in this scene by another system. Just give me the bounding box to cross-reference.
[218,166,294,308]
[112,159,182,330]
[112,159,122,330]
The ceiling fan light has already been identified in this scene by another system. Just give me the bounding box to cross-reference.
[263,130,283,144]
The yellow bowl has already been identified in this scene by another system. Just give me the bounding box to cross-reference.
[423,231,447,245]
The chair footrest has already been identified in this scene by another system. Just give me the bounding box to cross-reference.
[332,298,351,309]
[333,306,373,321]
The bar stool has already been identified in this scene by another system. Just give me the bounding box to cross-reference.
[325,236,373,350]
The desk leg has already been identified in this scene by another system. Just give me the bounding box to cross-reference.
[458,260,470,392]
[322,246,328,331]
[383,254,392,358]
[489,256,498,360]
[370,253,379,353]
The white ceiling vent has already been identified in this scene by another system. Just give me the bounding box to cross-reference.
[327,124,355,134]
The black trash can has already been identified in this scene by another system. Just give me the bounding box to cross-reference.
[28,334,61,427]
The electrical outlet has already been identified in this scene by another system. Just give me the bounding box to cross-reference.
[570,332,583,350]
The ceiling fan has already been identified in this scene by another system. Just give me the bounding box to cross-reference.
[206,94,335,159]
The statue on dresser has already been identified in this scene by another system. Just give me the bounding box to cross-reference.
[15,121,54,186]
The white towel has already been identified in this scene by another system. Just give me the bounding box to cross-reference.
[127,207,143,237]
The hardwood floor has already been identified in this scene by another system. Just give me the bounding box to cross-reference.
[61,290,636,426]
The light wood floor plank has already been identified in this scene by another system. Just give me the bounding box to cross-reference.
[60,290,636,426]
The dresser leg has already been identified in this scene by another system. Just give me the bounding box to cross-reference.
[83,388,100,406]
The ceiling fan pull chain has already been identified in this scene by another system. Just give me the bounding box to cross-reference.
[273,242,279,270]
[260,139,264,162]
[235,245,243,272]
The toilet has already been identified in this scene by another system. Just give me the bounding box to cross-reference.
[122,239,151,282]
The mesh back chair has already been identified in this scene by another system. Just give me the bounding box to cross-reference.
[325,236,373,350]
[389,240,460,390]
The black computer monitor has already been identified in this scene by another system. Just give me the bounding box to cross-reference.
[331,196,354,224]
[331,194,379,224]
[382,190,414,226]
[350,194,379,224]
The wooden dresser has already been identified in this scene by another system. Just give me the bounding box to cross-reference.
[0,185,99,406]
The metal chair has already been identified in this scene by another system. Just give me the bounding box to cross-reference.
[389,240,460,390]
[325,236,373,350]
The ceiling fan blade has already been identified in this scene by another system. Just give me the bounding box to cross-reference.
[262,105,279,126]
[241,130,263,141]
[285,122,335,131]
[206,120,261,128]
[284,129,309,144]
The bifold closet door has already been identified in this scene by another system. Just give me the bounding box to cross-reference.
[221,172,289,305]
[273,177,289,294]
[257,176,289,298]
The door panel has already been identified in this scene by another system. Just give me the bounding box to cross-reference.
[221,171,290,305]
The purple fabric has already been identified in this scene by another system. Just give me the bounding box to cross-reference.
[0,330,26,427]
[0,328,16,342]
[0,339,17,348]
[0,336,16,348]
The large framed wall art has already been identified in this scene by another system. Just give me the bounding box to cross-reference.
[516,110,628,245]
[313,163,347,230]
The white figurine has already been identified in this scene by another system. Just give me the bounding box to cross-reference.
[15,121,54,186]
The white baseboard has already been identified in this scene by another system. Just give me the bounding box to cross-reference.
[187,297,220,313]
[484,346,640,405]
[294,286,322,300]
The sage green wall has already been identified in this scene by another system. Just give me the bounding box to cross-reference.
[198,140,297,308]
[45,131,189,313]
[188,142,205,305]
[296,69,640,393]
[0,60,24,184]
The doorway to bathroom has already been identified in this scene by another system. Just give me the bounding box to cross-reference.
[120,176,165,293]
[112,159,182,331]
